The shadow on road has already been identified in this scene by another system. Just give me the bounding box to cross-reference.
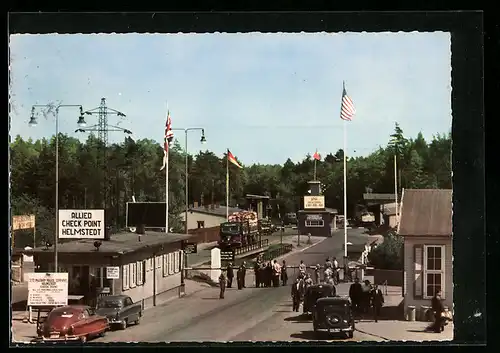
[290,331,350,341]
[284,314,311,322]
[201,297,221,300]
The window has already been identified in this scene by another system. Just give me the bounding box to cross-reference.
[156,255,162,269]
[174,252,180,273]
[197,221,205,229]
[129,262,137,288]
[122,265,129,291]
[124,297,133,306]
[423,245,445,299]
[169,253,174,275]
[305,220,324,227]
[136,261,145,285]
[163,254,168,277]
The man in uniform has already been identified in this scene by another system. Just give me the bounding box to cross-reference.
[226,262,234,288]
[237,265,244,290]
[219,271,227,299]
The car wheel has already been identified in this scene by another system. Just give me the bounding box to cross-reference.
[99,330,106,338]
[135,315,141,325]
[347,331,354,339]
[80,335,87,343]
[120,319,128,330]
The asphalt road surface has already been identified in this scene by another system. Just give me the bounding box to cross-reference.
[95,228,381,343]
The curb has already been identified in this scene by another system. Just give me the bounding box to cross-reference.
[274,237,328,262]
[354,328,390,341]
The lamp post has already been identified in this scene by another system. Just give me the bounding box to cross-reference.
[171,128,206,234]
[29,104,87,272]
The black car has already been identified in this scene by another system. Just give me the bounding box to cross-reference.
[303,283,336,314]
[95,295,142,330]
[312,296,355,338]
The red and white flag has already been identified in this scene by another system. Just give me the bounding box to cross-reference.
[160,110,174,171]
[313,150,321,161]
[340,82,356,121]
[227,149,242,169]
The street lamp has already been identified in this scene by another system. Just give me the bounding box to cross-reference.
[171,128,206,235]
[29,103,85,272]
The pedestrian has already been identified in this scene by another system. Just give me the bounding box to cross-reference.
[219,271,227,299]
[241,261,247,288]
[304,273,314,289]
[281,260,288,286]
[254,261,261,288]
[332,257,340,284]
[273,260,281,287]
[226,262,234,288]
[314,264,321,284]
[431,290,445,333]
[349,277,363,317]
[370,284,384,322]
[299,260,306,277]
[260,263,267,287]
[362,280,373,314]
[266,262,273,287]
[237,265,244,290]
[291,278,302,312]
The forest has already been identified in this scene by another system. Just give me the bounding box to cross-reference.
[10,123,451,247]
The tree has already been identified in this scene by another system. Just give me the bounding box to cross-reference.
[367,231,404,270]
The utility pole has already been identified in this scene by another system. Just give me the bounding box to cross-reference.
[76,98,131,226]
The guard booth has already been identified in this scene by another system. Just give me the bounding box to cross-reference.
[245,194,271,219]
[297,180,332,237]
[362,192,399,227]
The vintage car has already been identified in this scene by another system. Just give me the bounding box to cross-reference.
[37,305,109,342]
[312,296,355,338]
[303,283,336,314]
[95,295,142,330]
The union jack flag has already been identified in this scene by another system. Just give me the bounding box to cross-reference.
[160,110,174,171]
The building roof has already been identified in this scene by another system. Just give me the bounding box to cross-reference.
[325,208,338,214]
[363,193,397,201]
[382,203,398,216]
[245,194,270,200]
[398,189,452,237]
[31,231,192,255]
[189,205,245,217]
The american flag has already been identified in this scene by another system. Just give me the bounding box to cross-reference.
[160,110,174,171]
[340,82,356,121]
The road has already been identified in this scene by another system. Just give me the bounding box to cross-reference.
[94,228,383,342]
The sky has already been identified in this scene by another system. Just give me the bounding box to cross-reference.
[9,32,451,165]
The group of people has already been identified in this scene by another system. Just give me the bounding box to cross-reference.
[349,278,385,322]
[254,258,289,288]
[218,261,249,298]
[290,272,315,311]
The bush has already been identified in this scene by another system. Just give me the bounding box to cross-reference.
[367,232,404,270]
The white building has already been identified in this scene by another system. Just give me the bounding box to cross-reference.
[179,202,245,231]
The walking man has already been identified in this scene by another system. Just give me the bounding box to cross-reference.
[219,271,227,299]
[349,277,363,317]
[241,262,247,288]
[291,277,302,312]
[254,261,261,288]
[431,290,445,333]
[273,260,281,287]
[370,284,384,322]
[299,260,306,277]
[226,262,234,288]
[237,265,244,290]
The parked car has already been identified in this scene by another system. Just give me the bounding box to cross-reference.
[303,283,336,314]
[37,305,109,343]
[312,296,355,338]
[95,295,142,330]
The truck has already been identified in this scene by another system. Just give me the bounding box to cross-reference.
[218,211,259,249]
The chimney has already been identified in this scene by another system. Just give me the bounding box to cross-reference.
[136,224,145,235]
[194,201,199,208]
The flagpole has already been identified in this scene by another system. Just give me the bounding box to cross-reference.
[165,104,169,235]
[226,149,229,220]
[314,153,317,181]
[394,154,398,224]
[343,114,348,259]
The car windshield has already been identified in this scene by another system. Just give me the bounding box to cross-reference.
[97,299,122,308]
[49,310,78,319]
[321,302,350,313]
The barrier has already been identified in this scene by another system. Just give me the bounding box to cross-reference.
[234,239,269,256]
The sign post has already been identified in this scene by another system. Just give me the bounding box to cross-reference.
[27,272,69,307]
[303,196,325,209]
[58,209,105,240]
[106,266,120,295]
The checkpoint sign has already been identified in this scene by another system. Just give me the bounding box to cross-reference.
[220,250,235,262]
[59,209,105,239]
[106,266,120,279]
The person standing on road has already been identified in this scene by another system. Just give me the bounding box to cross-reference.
[431,290,445,333]
[361,280,373,315]
[349,278,363,317]
[241,262,247,288]
[260,263,267,287]
[370,284,384,322]
[272,260,281,287]
[332,257,340,284]
[254,261,261,288]
[291,278,302,312]
[281,260,288,286]
[299,260,306,276]
[266,262,273,287]
[219,271,227,299]
[237,265,244,290]
[314,264,321,284]
[226,262,234,288]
